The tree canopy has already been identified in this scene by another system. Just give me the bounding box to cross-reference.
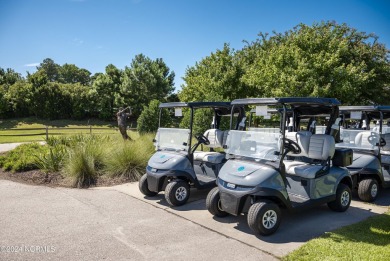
[180,21,390,105]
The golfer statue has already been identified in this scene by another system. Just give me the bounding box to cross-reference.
[117,107,132,140]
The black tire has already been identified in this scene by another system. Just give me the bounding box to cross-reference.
[327,183,351,212]
[206,187,228,217]
[165,180,190,206]
[138,173,158,197]
[247,201,281,236]
[358,178,379,202]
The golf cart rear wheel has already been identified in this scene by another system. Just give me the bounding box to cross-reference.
[247,201,281,236]
[165,180,190,206]
[139,173,158,197]
[206,187,228,217]
[327,183,351,212]
[358,178,379,202]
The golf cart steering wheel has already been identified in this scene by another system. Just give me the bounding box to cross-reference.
[195,134,210,145]
[284,138,301,154]
[379,137,387,147]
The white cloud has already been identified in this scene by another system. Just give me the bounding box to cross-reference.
[24,63,40,67]
[72,38,84,45]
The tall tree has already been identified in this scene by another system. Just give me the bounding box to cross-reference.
[179,44,251,102]
[91,64,122,120]
[120,54,175,117]
[240,21,390,105]
[0,67,22,86]
[59,64,91,85]
[36,58,61,82]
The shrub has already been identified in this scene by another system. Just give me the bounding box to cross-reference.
[0,143,47,172]
[34,145,66,173]
[137,99,172,133]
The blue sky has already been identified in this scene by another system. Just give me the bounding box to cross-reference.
[0,0,389,91]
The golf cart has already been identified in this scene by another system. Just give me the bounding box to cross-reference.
[336,106,390,202]
[139,102,245,206]
[206,97,353,236]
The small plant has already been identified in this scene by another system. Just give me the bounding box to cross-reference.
[0,143,47,172]
[34,146,66,173]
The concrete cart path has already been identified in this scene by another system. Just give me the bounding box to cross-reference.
[97,183,390,258]
[0,180,275,261]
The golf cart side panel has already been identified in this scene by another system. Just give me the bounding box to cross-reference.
[218,160,287,194]
[348,152,381,170]
[312,167,351,199]
[193,160,224,180]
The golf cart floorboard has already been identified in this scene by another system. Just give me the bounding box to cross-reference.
[196,174,216,186]
[288,192,310,208]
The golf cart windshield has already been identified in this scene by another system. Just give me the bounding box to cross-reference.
[155,128,190,152]
[225,130,280,161]
[336,128,379,151]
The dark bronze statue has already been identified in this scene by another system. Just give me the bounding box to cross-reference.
[117,107,131,140]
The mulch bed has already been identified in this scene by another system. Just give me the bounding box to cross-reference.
[0,169,132,188]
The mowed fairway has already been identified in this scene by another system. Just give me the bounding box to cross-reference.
[0,118,129,143]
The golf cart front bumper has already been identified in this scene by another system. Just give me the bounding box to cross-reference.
[146,166,168,192]
[218,178,257,216]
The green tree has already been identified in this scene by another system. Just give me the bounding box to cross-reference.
[240,21,390,105]
[0,68,22,86]
[36,58,61,82]
[179,44,251,102]
[5,81,33,117]
[59,64,91,85]
[120,54,175,117]
[91,64,122,120]
[137,99,172,133]
[30,82,71,119]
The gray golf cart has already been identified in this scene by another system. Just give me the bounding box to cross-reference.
[139,102,245,206]
[206,97,353,236]
[336,106,390,202]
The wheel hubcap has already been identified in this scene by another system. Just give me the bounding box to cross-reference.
[341,191,350,207]
[175,186,187,201]
[262,210,277,229]
[371,184,378,198]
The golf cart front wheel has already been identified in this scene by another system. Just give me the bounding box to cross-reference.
[247,201,281,236]
[358,178,379,202]
[139,173,158,197]
[165,180,190,206]
[327,183,351,212]
[206,187,228,217]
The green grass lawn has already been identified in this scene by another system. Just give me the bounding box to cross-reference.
[0,117,133,143]
[283,210,390,261]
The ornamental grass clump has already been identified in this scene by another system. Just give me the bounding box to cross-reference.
[103,133,155,181]
[62,135,111,188]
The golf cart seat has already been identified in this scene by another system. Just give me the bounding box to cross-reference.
[194,129,227,164]
[284,134,335,179]
[354,131,379,147]
[381,133,390,157]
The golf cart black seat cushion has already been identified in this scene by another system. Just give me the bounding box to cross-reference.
[355,131,379,147]
[285,134,335,179]
[332,148,353,167]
